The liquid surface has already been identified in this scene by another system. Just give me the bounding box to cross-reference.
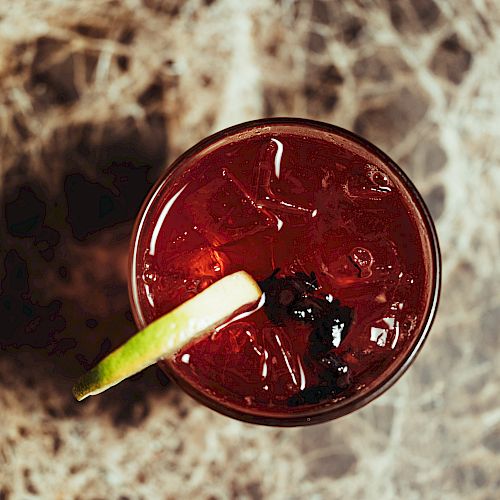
[132,123,434,418]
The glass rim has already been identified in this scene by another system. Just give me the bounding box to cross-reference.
[128,117,442,426]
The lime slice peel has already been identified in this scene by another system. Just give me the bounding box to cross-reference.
[73,271,262,401]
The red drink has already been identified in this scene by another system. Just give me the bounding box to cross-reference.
[129,119,440,425]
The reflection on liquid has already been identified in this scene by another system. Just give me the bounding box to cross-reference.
[270,138,283,179]
[369,302,404,349]
[253,139,317,219]
[149,183,188,255]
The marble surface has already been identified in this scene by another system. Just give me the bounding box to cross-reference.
[1,0,499,498]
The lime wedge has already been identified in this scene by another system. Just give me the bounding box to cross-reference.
[72,271,262,401]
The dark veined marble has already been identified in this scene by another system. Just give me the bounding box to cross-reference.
[0,0,499,498]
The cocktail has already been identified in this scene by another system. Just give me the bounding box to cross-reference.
[74,118,440,426]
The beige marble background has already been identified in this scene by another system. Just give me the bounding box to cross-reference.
[1,0,499,498]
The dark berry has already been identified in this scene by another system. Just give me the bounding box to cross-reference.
[287,354,352,407]
[260,270,355,408]
[259,270,320,325]
[278,289,296,306]
[288,297,326,323]
[287,385,333,407]
[293,271,320,292]
[308,304,353,356]
[318,353,352,389]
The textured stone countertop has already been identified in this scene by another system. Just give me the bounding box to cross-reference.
[1,1,499,499]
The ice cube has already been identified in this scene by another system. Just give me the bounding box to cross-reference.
[144,246,229,308]
[176,321,270,391]
[319,238,401,288]
[147,209,209,258]
[252,139,316,218]
[349,246,374,278]
[216,230,275,280]
[264,327,304,393]
[344,164,394,201]
[369,314,401,349]
[185,169,276,246]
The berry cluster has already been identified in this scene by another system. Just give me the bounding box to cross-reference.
[259,270,354,406]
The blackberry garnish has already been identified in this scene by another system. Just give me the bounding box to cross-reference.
[288,296,327,323]
[260,269,353,349]
[260,269,355,408]
[293,271,319,291]
[259,269,320,325]
[288,354,352,407]
[317,352,352,389]
[287,385,334,407]
[308,304,353,358]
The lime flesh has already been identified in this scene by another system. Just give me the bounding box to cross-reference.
[72,271,262,401]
